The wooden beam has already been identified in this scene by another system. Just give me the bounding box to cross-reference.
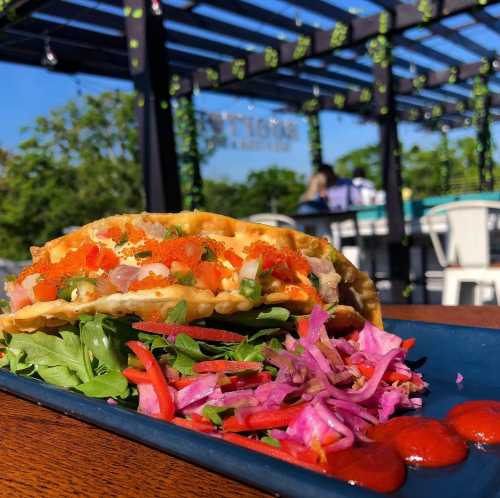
[124,0,182,212]
[0,0,49,31]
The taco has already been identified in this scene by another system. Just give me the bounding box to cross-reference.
[0,211,381,333]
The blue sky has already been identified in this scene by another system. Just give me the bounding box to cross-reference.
[1,0,500,182]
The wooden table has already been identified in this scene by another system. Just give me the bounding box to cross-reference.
[0,306,498,498]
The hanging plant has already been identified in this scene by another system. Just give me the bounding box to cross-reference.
[412,74,427,92]
[359,88,372,103]
[169,74,181,97]
[455,101,466,113]
[329,22,348,48]
[408,109,420,121]
[379,11,389,34]
[205,68,219,87]
[264,47,279,68]
[479,57,491,75]
[431,105,443,118]
[471,75,488,129]
[367,35,391,68]
[307,113,322,170]
[175,97,204,210]
[231,59,246,80]
[302,98,319,113]
[417,0,433,22]
[448,66,458,84]
[333,93,346,109]
[293,35,311,60]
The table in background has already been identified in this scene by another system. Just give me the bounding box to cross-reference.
[0,306,498,498]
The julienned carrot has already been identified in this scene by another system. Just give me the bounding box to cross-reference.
[132,322,245,343]
[126,340,175,421]
[123,367,149,384]
[223,404,306,432]
[193,360,262,374]
[222,433,327,474]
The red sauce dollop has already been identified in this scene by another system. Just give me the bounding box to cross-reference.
[326,443,406,493]
[447,400,500,444]
[368,416,468,467]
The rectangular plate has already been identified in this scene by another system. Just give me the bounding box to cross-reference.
[0,319,499,498]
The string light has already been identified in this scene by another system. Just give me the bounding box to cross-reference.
[410,62,417,74]
[151,0,162,16]
[313,84,320,97]
[247,100,255,111]
[41,38,57,67]
[193,82,200,96]
[294,11,302,27]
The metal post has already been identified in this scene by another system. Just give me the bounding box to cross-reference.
[124,0,182,212]
[307,111,323,171]
[372,33,410,303]
[176,95,204,210]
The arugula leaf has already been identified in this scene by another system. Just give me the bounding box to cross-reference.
[174,333,207,361]
[198,341,233,358]
[231,339,264,362]
[268,337,283,351]
[165,300,188,324]
[201,246,216,261]
[308,272,320,291]
[206,306,293,331]
[79,314,126,371]
[202,405,233,426]
[261,436,280,448]
[38,365,81,387]
[240,279,262,302]
[137,332,168,352]
[172,352,195,376]
[9,330,90,382]
[248,328,283,343]
[174,271,195,286]
[76,371,128,398]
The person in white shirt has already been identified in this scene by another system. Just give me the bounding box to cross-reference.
[352,167,376,206]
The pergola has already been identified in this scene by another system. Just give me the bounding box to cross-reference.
[0,0,499,302]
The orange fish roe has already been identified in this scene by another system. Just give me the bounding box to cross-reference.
[100,226,123,243]
[16,258,50,284]
[245,241,310,282]
[224,249,243,269]
[129,275,173,291]
[125,222,146,244]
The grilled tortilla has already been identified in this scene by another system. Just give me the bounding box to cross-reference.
[0,211,381,333]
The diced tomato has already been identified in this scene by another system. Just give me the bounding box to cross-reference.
[221,372,273,392]
[384,371,412,383]
[223,404,306,432]
[33,280,58,302]
[193,360,262,374]
[222,433,327,473]
[224,249,243,269]
[129,275,172,291]
[194,261,229,293]
[85,244,101,271]
[132,322,245,343]
[402,338,416,351]
[99,248,120,270]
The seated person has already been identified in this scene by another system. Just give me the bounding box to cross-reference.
[352,167,376,206]
[297,164,335,214]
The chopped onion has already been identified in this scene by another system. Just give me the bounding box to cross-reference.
[21,273,40,301]
[108,265,140,292]
[239,259,260,280]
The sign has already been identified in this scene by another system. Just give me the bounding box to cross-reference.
[198,112,300,152]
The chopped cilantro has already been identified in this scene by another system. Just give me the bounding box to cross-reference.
[174,271,195,286]
[308,272,320,291]
[201,246,216,261]
[134,250,152,258]
[164,225,184,239]
[117,233,128,247]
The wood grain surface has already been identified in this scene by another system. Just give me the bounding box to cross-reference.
[0,306,498,497]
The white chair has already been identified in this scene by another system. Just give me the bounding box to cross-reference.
[422,200,500,305]
[248,213,297,228]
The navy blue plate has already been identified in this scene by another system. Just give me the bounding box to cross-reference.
[0,319,499,498]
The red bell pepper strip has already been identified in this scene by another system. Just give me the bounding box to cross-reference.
[356,363,412,383]
[297,317,309,338]
[172,417,214,433]
[132,322,245,343]
[221,372,273,392]
[280,439,319,464]
[122,367,149,384]
[402,337,416,351]
[126,340,175,421]
[193,360,262,374]
[223,404,306,432]
[222,433,327,474]
[172,377,198,390]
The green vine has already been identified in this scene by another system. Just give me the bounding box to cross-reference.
[169,74,181,97]
[379,11,389,34]
[367,35,391,68]
[175,97,204,210]
[231,59,246,80]
[472,75,489,129]
[480,57,491,75]
[408,109,419,121]
[431,105,443,118]
[0,0,12,11]
[359,88,372,103]
[302,98,319,113]
[307,113,322,171]
[293,36,311,60]
[329,22,348,48]
[448,66,458,84]
[417,0,433,22]
[264,47,279,68]
[205,68,219,87]
[333,93,346,109]
[455,101,466,113]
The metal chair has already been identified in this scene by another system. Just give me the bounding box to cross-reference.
[422,200,500,305]
[247,213,297,228]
